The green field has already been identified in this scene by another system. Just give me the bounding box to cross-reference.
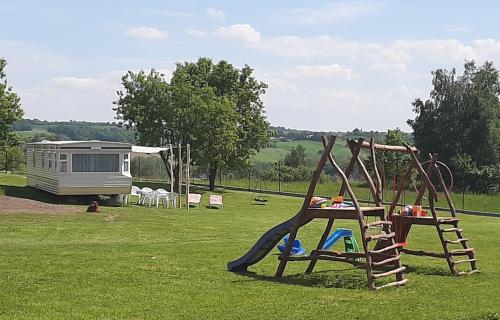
[251,139,353,165]
[0,174,499,320]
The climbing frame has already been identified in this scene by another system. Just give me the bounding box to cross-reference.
[378,144,479,276]
[276,135,407,290]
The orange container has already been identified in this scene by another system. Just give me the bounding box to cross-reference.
[412,206,422,216]
[332,196,344,203]
[419,210,427,217]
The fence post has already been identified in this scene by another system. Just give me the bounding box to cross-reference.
[248,168,251,189]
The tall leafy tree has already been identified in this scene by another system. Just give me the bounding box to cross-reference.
[408,61,500,193]
[114,58,270,190]
[283,145,307,168]
[0,58,24,173]
[0,58,24,146]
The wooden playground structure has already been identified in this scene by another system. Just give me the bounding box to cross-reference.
[228,135,478,290]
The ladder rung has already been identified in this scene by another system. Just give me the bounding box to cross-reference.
[450,248,474,256]
[457,269,480,276]
[374,278,408,290]
[441,228,463,233]
[445,238,469,244]
[372,266,406,279]
[437,218,460,224]
[365,221,392,228]
[367,232,395,242]
[371,255,401,267]
[452,258,477,265]
[370,243,400,255]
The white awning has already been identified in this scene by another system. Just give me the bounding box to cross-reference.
[131,146,170,154]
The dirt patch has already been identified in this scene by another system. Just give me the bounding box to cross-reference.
[0,196,81,214]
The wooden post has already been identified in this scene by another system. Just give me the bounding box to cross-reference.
[321,136,386,289]
[405,145,438,202]
[305,218,335,274]
[347,140,381,206]
[169,144,174,194]
[275,135,337,277]
[340,138,364,196]
[178,143,182,209]
[388,164,414,217]
[370,138,383,204]
[186,144,190,211]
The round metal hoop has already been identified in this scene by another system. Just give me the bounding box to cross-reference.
[412,160,454,197]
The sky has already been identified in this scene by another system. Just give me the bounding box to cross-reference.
[2,0,500,132]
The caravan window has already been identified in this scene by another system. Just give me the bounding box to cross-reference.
[72,154,119,172]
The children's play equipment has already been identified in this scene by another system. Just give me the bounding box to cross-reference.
[277,228,359,255]
[277,235,306,255]
[250,180,270,204]
[227,135,478,290]
[365,140,479,276]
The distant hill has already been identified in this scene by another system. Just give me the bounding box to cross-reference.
[12,119,408,163]
[251,139,354,165]
[12,118,135,143]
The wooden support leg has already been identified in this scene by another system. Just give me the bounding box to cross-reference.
[305,219,335,274]
[275,224,300,277]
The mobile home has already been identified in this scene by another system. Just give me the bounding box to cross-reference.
[26,141,132,196]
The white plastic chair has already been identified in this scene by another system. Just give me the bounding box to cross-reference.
[164,192,178,209]
[155,189,169,208]
[140,187,155,206]
[127,186,141,204]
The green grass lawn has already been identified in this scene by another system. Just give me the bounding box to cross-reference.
[0,174,499,320]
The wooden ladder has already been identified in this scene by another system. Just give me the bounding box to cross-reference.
[364,216,407,289]
[431,197,478,275]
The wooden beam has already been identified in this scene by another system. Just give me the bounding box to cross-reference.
[347,140,381,206]
[359,141,418,153]
[370,138,383,203]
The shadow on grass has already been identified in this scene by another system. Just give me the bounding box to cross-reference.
[404,264,450,276]
[232,268,367,289]
[1,184,107,206]
[2,184,62,204]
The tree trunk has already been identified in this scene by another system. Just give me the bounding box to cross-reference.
[208,163,218,191]
[159,150,179,192]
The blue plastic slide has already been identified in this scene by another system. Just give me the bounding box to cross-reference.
[277,235,307,255]
[322,228,353,250]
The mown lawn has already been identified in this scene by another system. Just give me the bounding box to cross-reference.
[0,174,499,320]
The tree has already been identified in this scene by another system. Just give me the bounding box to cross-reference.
[114,58,270,190]
[363,128,410,196]
[283,145,307,168]
[408,61,500,193]
[0,58,24,172]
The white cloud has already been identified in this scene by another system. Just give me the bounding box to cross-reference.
[287,1,381,25]
[289,64,352,79]
[185,29,208,38]
[215,24,500,67]
[215,24,261,43]
[319,88,359,100]
[125,27,168,40]
[52,77,107,90]
[370,63,407,73]
[206,8,225,19]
